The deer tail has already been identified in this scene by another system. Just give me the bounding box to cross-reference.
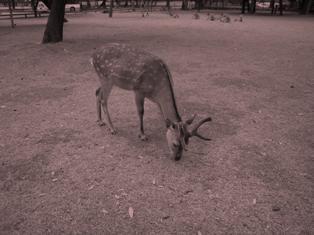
[95,87,101,96]
[90,57,94,66]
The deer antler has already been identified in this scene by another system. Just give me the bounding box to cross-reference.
[185,114,196,125]
[189,117,212,141]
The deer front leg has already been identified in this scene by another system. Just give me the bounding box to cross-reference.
[135,92,148,141]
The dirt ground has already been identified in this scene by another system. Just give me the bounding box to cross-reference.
[0,10,313,234]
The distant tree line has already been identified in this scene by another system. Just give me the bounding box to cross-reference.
[1,0,312,13]
[1,0,312,43]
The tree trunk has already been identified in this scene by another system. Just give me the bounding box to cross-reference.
[279,0,283,15]
[31,0,39,18]
[251,0,256,13]
[109,0,114,17]
[100,0,107,8]
[195,0,202,11]
[300,0,312,14]
[181,0,187,9]
[8,0,15,28]
[12,0,16,9]
[87,0,91,8]
[241,0,246,13]
[42,0,65,43]
[42,0,52,9]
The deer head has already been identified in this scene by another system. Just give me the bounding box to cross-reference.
[165,115,212,160]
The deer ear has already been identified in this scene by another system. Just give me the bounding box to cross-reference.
[165,119,173,128]
[185,114,196,125]
[166,119,176,129]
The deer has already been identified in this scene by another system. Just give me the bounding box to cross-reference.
[91,43,212,160]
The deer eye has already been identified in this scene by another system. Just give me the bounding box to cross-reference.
[172,143,180,148]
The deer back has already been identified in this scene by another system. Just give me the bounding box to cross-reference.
[92,43,170,96]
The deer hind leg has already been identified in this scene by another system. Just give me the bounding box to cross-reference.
[96,87,105,126]
[135,91,148,141]
[98,83,116,135]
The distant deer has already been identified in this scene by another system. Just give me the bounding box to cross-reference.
[193,12,200,19]
[92,43,211,160]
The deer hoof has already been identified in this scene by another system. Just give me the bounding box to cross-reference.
[138,134,148,141]
[109,129,117,135]
[97,120,106,126]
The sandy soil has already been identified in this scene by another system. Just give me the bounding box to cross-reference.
[0,11,313,234]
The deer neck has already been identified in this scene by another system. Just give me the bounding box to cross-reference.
[159,101,181,122]
[156,87,182,123]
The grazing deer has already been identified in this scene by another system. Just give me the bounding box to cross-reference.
[220,14,231,23]
[193,12,200,19]
[92,43,211,160]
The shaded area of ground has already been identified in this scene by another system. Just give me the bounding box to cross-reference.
[0,11,313,234]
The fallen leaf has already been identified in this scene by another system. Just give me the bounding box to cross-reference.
[102,209,108,215]
[184,189,193,195]
[121,192,128,197]
[52,178,58,182]
[272,205,280,211]
[153,179,156,185]
[197,231,202,235]
[88,185,95,190]
[253,199,257,205]
[128,207,134,218]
